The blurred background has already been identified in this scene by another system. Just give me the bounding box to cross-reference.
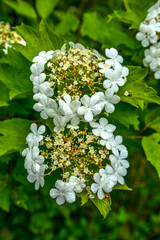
[0,0,160,239]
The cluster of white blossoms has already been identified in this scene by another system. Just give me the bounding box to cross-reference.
[0,22,26,53]
[22,42,130,205]
[136,0,160,79]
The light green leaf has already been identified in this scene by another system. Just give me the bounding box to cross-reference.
[144,107,160,133]
[15,20,66,61]
[77,192,88,206]
[0,49,32,100]
[90,196,112,219]
[54,10,80,35]
[113,183,132,191]
[119,66,160,108]
[142,133,160,177]
[110,102,140,130]
[0,118,32,156]
[3,0,37,19]
[36,0,59,19]
[0,81,9,107]
[81,12,106,43]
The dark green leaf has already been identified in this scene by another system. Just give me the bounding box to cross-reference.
[0,118,32,156]
[0,81,9,107]
[110,102,140,130]
[142,133,160,177]
[0,49,32,99]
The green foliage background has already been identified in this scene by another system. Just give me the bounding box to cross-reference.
[0,0,160,239]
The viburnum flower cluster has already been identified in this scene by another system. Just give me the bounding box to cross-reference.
[0,21,26,53]
[136,0,160,79]
[22,42,129,205]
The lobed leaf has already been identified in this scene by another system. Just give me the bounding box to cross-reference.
[14,20,66,61]
[119,66,160,108]
[90,196,112,219]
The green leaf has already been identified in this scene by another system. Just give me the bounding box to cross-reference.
[81,12,138,49]
[119,66,160,108]
[3,0,37,19]
[36,0,59,19]
[81,12,106,43]
[111,0,156,29]
[0,185,11,212]
[15,20,66,61]
[113,183,132,191]
[0,118,32,156]
[0,174,11,212]
[77,192,88,206]
[144,107,160,133]
[90,196,112,219]
[0,48,32,100]
[103,19,139,49]
[142,133,160,177]
[46,118,54,132]
[110,102,140,130]
[0,154,14,164]
[54,10,80,35]
[0,81,9,107]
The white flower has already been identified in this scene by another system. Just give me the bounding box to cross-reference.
[100,135,126,152]
[154,68,160,79]
[27,164,45,190]
[99,165,117,189]
[143,43,160,70]
[24,146,44,170]
[50,180,76,205]
[91,173,106,199]
[32,73,46,92]
[30,63,45,81]
[105,48,123,68]
[53,115,67,132]
[77,93,102,122]
[109,149,129,169]
[103,67,129,93]
[33,94,57,119]
[98,89,120,113]
[33,81,54,96]
[136,22,157,47]
[69,176,86,193]
[111,162,127,185]
[32,50,54,64]
[59,94,81,126]
[90,118,116,139]
[26,123,45,145]
[91,172,112,199]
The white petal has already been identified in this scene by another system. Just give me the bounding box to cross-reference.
[50,189,60,198]
[56,195,65,205]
